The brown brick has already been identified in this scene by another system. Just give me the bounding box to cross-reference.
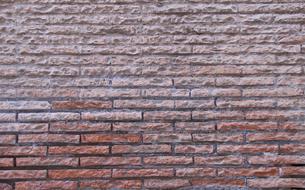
[144,179,191,189]
[112,145,171,154]
[82,111,142,121]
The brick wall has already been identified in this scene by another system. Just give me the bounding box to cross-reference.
[0,0,305,189]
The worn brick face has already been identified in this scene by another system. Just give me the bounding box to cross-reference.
[0,0,304,189]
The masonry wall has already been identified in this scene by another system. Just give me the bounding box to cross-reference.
[0,0,305,189]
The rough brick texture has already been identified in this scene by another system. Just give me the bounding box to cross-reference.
[0,0,305,189]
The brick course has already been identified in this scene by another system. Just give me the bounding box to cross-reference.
[0,0,305,189]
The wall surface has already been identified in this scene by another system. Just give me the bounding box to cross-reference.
[0,0,305,189]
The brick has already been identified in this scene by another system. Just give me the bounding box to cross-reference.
[175,122,215,131]
[52,100,112,109]
[18,134,79,144]
[193,133,243,143]
[0,158,13,167]
[195,156,244,165]
[144,179,191,189]
[0,170,46,179]
[192,110,244,120]
[0,113,15,122]
[0,183,12,190]
[82,111,142,121]
[218,121,278,131]
[247,132,305,142]
[113,122,172,132]
[218,144,278,154]
[0,146,46,156]
[112,145,171,154]
[176,168,216,177]
[49,169,111,179]
[281,167,305,176]
[0,135,15,144]
[114,100,174,109]
[175,100,214,109]
[82,134,141,143]
[175,145,213,154]
[144,111,191,121]
[243,87,303,97]
[80,180,141,190]
[143,133,191,143]
[113,169,173,178]
[191,178,245,187]
[15,181,77,190]
[144,156,192,165]
[18,112,80,122]
[248,178,305,188]
[50,121,111,132]
[0,123,48,132]
[248,155,305,165]
[280,144,305,153]
[0,101,50,110]
[219,167,278,177]
[49,145,109,155]
[80,157,141,166]
[16,157,78,167]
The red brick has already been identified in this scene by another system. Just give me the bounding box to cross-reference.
[248,155,305,165]
[218,144,278,154]
[143,133,191,143]
[219,167,278,177]
[0,183,12,190]
[175,145,213,154]
[113,122,172,132]
[144,156,192,165]
[80,157,141,166]
[195,156,244,165]
[0,146,46,156]
[52,100,112,109]
[144,111,191,121]
[281,167,305,176]
[0,123,48,132]
[15,181,77,190]
[175,122,215,131]
[82,134,141,143]
[0,158,13,167]
[193,133,243,143]
[0,170,46,179]
[49,169,111,179]
[80,180,141,189]
[82,111,141,121]
[191,178,245,187]
[144,179,191,189]
[50,121,111,132]
[17,157,78,167]
[248,178,305,188]
[113,169,173,178]
[49,145,109,155]
[112,145,171,154]
[218,121,278,131]
[0,135,15,144]
[18,134,79,144]
[176,168,216,177]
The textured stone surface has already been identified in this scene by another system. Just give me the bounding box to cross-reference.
[0,0,304,189]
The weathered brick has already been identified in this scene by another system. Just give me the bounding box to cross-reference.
[16,157,78,167]
[80,157,141,166]
[113,169,173,178]
[82,111,142,121]
[49,145,109,155]
[82,134,141,143]
[80,180,141,190]
[15,181,77,190]
[49,169,111,179]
